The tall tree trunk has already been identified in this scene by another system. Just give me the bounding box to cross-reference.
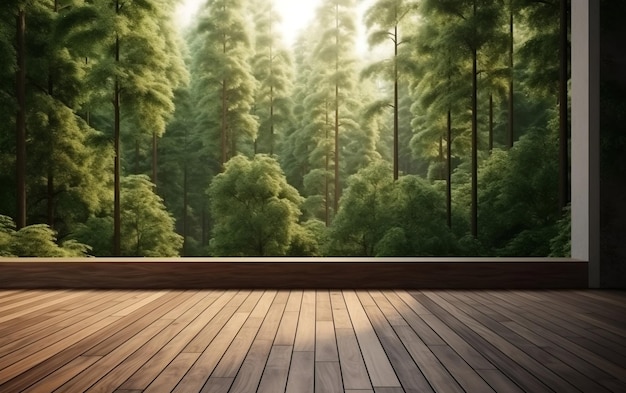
[152,132,157,187]
[470,3,478,239]
[325,102,330,227]
[182,162,188,256]
[447,109,452,228]
[134,138,140,174]
[269,5,275,156]
[508,6,514,148]
[489,93,494,152]
[46,0,59,229]
[333,3,340,216]
[47,72,55,228]
[558,0,569,210]
[393,21,399,181]
[113,28,121,255]
[221,78,227,167]
[15,9,27,230]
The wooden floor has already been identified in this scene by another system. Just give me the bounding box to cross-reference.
[0,290,624,393]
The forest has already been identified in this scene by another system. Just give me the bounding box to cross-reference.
[0,0,571,257]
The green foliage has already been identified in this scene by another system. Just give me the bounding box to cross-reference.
[120,175,183,256]
[328,161,457,256]
[250,0,294,155]
[549,205,571,257]
[476,127,560,255]
[190,0,259,164]
[0,215,90,257]
[208,155,303,256]
[72,176,183,257]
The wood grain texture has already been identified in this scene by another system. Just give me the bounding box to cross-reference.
[0,258,588,289]
[0,289,623,392]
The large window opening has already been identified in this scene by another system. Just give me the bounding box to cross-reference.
[0,1,596,275]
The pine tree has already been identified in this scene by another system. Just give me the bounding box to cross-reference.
[190,0,259,167]
[250,0,294,156]
[61,0,186,254]
[419,0,504,238]
[363,0,418,180]
[294,0,361,224]
[24,0,113,237]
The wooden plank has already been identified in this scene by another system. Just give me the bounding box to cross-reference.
[316,320,338,362]
[183,290,250,353]
[384,291,445,346]
[144,352,199,393]
[0,290,112,338]
[172,311,249,393]
[0,291,181,392]
[429,346,495,393]
[21,356,101,393]
[416,311,494,370]
[0,314,120,386]
[118,291,234,390]
[83,291,194,356]
[413,293,553,393]
[0,290,65,317]
[200,378,234,393]
[393,324,464,393]
[481,291,626,383]
[211,292,275,378]
[369,291,406,326]
[315,361,343,393]
[55,319,172,392]
[228,293,288,393]
[335,328,372,391]
[274,311,299,346]
[359,291,433,393]
[285,290,303,312]
[160,290,214,320]
[112,291,169,317]
[0,291,125,356]
[476,369,524,393]
[256,345,292,393]
[422,291,582,392]
[228,339,273,393]
[342,290,401,389]
[286,351,314,393]
[330,290,352,329]
[83,291,222,392]
[316,290,332,321]
[294,290,316,351]
[374,388,405,393]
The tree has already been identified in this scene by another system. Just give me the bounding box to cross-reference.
[250,0,294,155]
[363,0,418,180]
[419,0,504,238]
[72,175,183,256]
[474,127,559,256]
[517,0,570,211]
[291,0,361,224]
[191,0,259,167]
[328,161,395,255]
[62,0,186,255]
[208,155,303,256]
[328,161,456,256]
[25,0,113,237]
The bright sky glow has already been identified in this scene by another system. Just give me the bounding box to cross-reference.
[175,0,373,54]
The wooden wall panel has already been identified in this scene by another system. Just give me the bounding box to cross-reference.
[0,258,588,289]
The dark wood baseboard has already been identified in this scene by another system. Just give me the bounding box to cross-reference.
[0,258,588,289]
